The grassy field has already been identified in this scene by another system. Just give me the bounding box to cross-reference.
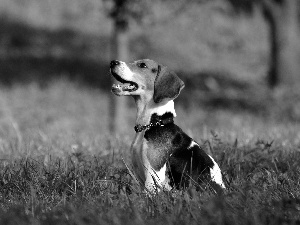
[0,81,299,224]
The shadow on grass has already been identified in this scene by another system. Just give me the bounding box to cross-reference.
[179,69,274,119]
[0,55,111,90]
[0,17,111,90]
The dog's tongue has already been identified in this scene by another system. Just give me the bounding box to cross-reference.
[112,83,135,91]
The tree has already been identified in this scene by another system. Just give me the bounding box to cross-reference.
[103,0,150,134]
[228,0,300,88]
[106,0,130,134]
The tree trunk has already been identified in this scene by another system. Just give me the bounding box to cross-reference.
[264,0,300,88]
[264,5,279,87]
[109,21,129,134]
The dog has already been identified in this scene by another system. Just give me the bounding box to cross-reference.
[110,59,226,193]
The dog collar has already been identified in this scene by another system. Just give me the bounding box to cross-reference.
[134,113,174,133]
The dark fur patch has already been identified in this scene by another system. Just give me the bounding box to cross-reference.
[151,68,158,73]
[150,112,174,125]
[144,114,214,189]
[144,123,191,171]
[168,144,214,189]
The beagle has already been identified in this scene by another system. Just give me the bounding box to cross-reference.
[110,59,226,193]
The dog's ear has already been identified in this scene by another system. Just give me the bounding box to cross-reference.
[153,65,185,103]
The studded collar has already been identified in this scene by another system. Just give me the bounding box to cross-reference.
[134,112,174,133]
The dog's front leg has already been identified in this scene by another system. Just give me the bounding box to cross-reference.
[144,164,171,193]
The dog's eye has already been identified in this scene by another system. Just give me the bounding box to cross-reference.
[138,62,147,69]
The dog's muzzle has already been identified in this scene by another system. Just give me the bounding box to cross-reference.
[110,60,138,93]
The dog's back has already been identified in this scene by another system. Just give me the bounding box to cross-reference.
[144,113,224,191]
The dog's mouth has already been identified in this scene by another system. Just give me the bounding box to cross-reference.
[111,70,138,93]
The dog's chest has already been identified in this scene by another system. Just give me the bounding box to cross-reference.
[143,124,191,171]
[131,125,179,179]
[131,123,192,185]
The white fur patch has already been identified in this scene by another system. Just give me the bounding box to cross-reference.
[119,61,135,80]
[149,100,176,118]
[145,163,171,192]
[188,141,198,149]
[208,155,226,189]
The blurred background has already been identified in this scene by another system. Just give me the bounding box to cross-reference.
[0,0,299,158]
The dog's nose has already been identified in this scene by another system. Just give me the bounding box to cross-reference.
[110,60,120,67]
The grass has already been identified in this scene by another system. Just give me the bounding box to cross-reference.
[0,81,299,224]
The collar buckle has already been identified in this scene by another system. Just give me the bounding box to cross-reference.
[134,124,145,133]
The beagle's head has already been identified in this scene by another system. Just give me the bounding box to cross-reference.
[110,59,184,103]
